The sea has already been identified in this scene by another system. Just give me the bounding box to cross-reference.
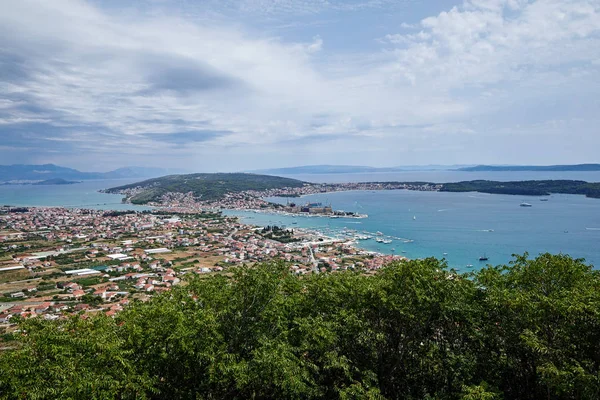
[0,179,150,210]
[1,172,600,271]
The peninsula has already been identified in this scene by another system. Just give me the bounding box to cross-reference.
[104,174,600,215]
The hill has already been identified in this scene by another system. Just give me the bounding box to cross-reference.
[0,164,186,183]
[105,173,307,204]
[458,164,600,172]
[440,179,600,198]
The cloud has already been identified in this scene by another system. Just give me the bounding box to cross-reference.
[142,130,232,145]
[0,0,599,169]
[136,55,242,96]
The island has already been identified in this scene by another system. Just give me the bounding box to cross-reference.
[1,178,81,186]
[457,163,600,171]
[32,178,81,185]
[440,179,600,198]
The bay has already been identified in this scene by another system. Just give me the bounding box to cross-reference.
[0,179,149,211]
[227,188,600,271]
[1,172,599,271]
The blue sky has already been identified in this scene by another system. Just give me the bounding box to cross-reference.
[0,0,599,171]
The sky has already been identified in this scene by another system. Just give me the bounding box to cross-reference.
[0,0,599,172]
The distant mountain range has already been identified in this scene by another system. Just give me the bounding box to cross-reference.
[457,164,600,172]
[252,165,473,175]
[253,164,600,175]
[0,164,187,183]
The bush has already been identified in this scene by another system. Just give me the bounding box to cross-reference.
[1,254,600,399]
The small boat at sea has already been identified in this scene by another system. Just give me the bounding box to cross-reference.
[443,252,448,256]
[540,198,549,202]
[466,264,474,268]
[479,254,489,261]
[520,202,532,207]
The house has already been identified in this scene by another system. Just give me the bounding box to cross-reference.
[63,282,82,292]
[34,302,52,314]
[72,289,85,299]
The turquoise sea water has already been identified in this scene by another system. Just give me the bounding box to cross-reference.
[0,179,149,210]
[1,172,600,271]
[227,188,600,271]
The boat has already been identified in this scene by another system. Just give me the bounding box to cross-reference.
[413,216,416,220]
[540,198,549,202]
[520,202,532,207]
[479,255,489,261]
[466,264,474,268]
[443,252,448,256]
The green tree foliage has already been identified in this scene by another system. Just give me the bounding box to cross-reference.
[104,173,306,204]
[1,253,599,399]
[441,180,600,198]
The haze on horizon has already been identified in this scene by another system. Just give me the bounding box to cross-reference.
[0,0,599,172]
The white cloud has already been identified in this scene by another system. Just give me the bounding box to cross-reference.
[0,0,599,169]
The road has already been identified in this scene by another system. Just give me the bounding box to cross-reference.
[307,245,319,273]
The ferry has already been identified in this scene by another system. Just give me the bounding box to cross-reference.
[520,202,533,207]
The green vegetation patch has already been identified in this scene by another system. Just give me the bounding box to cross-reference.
[105,173,306,204]
[2,253,600,399]
[441,179,600,198]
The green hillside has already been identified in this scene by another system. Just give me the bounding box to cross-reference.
[106,173,306,204]
[441,180,600,198]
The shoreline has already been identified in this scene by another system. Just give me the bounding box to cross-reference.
[226,209,412,259]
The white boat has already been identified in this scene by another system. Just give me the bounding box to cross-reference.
[520,202,532,207]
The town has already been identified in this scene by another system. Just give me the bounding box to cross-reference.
[0,206,405,328]
[112,180,442,213]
